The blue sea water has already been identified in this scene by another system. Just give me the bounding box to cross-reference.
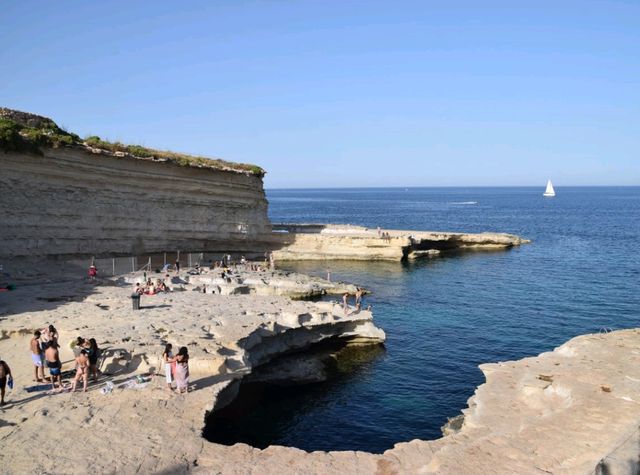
[212,187,640,453]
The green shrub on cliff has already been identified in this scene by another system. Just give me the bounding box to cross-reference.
[1,108,265,177]
[0,118,43,155]
[0,116,80,154]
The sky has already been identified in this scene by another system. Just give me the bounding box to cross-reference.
[2,1,639,188]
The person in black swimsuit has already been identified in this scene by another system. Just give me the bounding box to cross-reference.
[87,338,100,382]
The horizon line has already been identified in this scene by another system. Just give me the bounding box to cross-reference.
[265,184,640,191]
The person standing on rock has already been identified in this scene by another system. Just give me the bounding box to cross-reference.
[44,341,62,390]
[0,358,12,405]
[87,338,100,383]
[175,260,180,275]
[71,350,89,392]
[342,292,349,315]
[174,346,189,394]
[88,265,97,282]
[30,331,45,382]
[162,343,175,391]
[355,288,363,307]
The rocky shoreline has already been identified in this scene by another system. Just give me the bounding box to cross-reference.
[1,264,637,474]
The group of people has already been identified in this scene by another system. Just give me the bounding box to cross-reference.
[71,337,101,392]
[29,327,101,393]
[30,325,61,386]
[161,344,190,393]
[376,227,392,242]
[342,288,367,315]
[6,322,192,402]
[135,277,169,295]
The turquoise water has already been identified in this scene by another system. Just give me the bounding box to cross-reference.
[206,187,640,453]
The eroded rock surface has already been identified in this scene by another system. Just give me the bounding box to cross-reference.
[0,272,636,474]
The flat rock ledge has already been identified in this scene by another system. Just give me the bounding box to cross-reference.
[0,275,383,475]
[1,276,637,474]
[271,224,530,261]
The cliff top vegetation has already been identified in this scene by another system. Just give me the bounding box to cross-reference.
[0,107,265,177]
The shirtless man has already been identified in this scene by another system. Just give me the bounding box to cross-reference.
[71,350,90,392]
[30,331,45,382]
[355,287,364,307]
[44,341,62,390]
[0,358,12,405]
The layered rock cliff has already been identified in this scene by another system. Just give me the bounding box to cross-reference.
[0,109,271,259]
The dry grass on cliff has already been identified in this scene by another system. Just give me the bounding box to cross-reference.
[0,108,264,177]
[83,135,264,177]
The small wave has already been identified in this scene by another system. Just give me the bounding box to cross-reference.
[449,201,478,205]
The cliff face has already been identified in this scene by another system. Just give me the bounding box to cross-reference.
[0,147,272,259]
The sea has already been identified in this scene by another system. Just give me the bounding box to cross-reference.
[205,186,640,453]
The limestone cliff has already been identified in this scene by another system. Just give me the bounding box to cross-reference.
[0,109,271,259]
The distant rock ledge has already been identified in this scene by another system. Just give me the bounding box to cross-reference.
[270,224,530,261]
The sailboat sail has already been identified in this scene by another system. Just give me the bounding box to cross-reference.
[543,180,555,197]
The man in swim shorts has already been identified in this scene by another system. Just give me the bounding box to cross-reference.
[44,341,62,390]
[30,331,45,382]
[0,358,12,405]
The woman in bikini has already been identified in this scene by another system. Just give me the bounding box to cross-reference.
[71,350,89,392]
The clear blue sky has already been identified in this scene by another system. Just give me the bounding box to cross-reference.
[2,1,639,188]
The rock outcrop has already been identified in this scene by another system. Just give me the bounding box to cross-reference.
[0,274,384,474]
[271,224,530,261]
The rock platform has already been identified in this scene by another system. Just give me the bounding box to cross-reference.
[271,224,530,261]
[0,270,637,474]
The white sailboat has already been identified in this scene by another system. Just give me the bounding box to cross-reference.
[543,179,556,197]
